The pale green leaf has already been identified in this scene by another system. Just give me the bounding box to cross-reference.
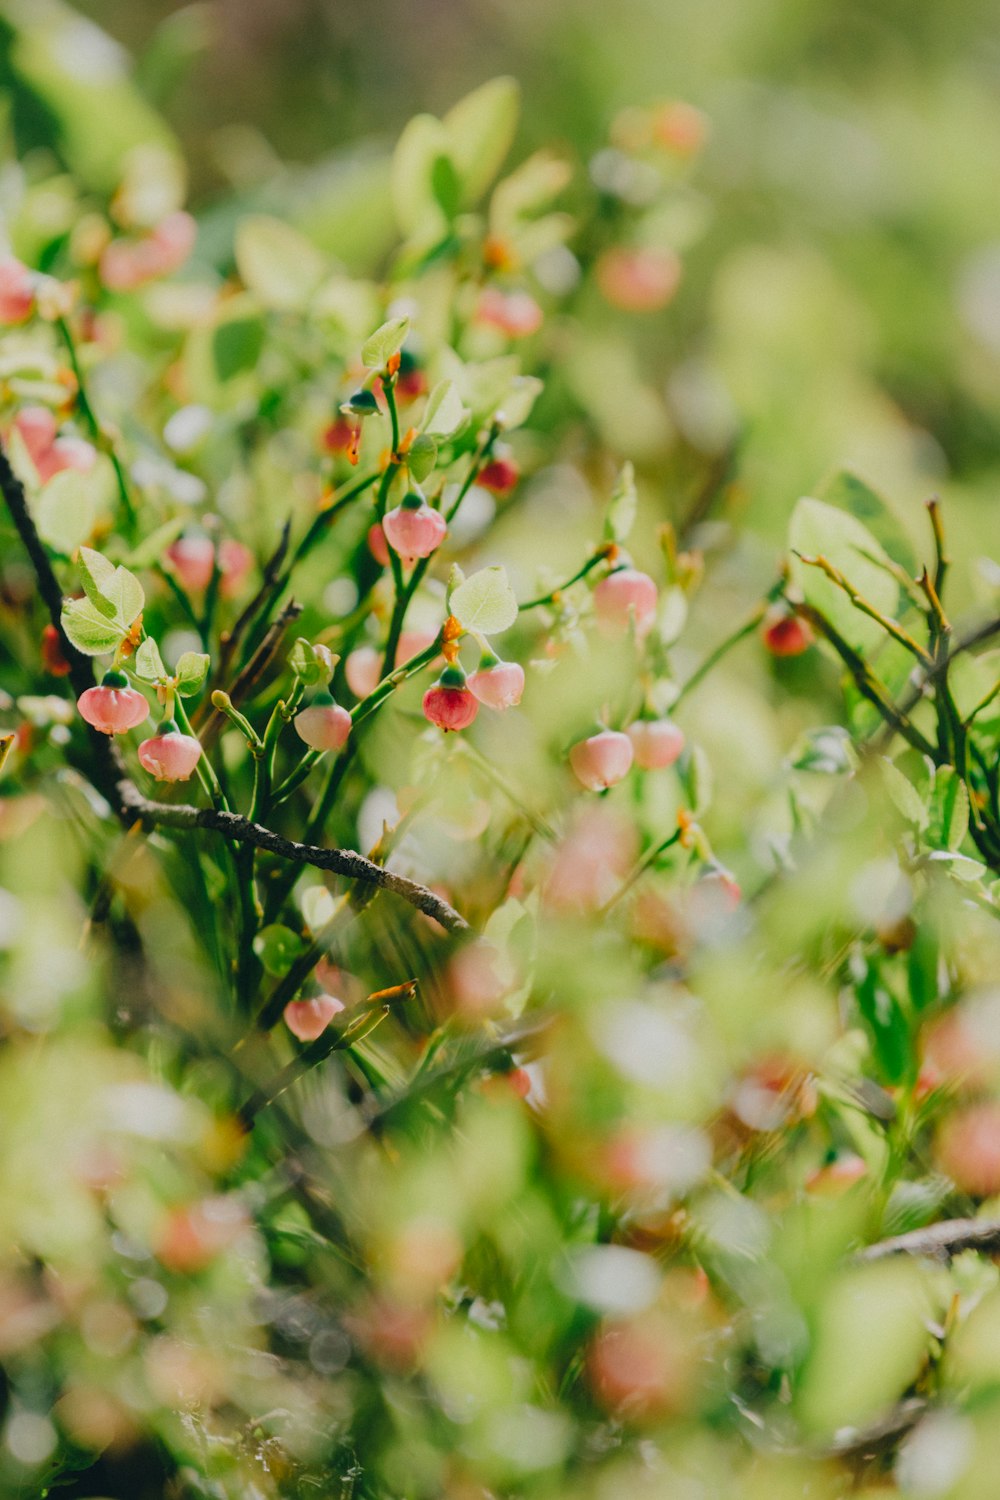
[442,76,520,205]
[789,497,900,653]
[234,214,325,312]
[361,316,409,370]
[175,651,210,696]
[133,637,167,681]
[36,471,96,554]
[605,461,637,544]
[928,767,969,852]
[449,565,518,636]
[879,757,929,830]
[421,379,469,439]
[60,597,126,656]
[390,114,453,238]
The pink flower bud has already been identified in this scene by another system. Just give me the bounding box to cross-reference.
[423,667,479,732]
[99,211,196,292]
[762,613,813,657]
[137,723,202,782]
[283,993,345,1042]
[77,673,150,735]
[345,647,381,699]
[596,247,681,313]
[593,568,658,638]
[627,718,685,770]
[569,729,633,790]
[15,406,97,483]
[468,658,524,711]
[382,495,447,563]
[475,287,544,338]
[368,522,390,566]
[476,456,520,495]
[294,700,352,752]
[0,259,35,324]
[165,536,253,597]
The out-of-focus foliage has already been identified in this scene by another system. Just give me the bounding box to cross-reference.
[0,4,1000,1499]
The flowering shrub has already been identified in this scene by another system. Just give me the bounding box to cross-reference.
[2,36,1000,1500]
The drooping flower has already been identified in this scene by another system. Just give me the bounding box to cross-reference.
[468,654,524,711]
[77,671,149,736]
[137,720,202,782]
[627,718,685,769]
[593,567,659,638]
[382,492,447,563]
[15,406,97,484]
[294,696,352,752]
[165,535,254,598]
[283,993,345,1042]
[569,729,634,790]
[423,665,479,732]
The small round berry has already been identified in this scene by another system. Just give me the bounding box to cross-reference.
[382,493,447,562]
[77,672,150,736]
[763,613,814,657]
[283,993,345,1042]
[627,718,684,770]
[423,665,479,732]
[137,720,202,782]
[468,656,524,711]
[294,698,352,752]
[476,456,520,496]
[593,568,658,638]
[569,729,634,790]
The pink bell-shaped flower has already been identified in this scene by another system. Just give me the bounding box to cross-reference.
[77,671,150,736]
[468,653,525,711]
[423,664,479,732]
[15,406,97,484]
[283,993,345,1042]
[0,259,34,324]
[382,491,447,563]
[627,718,685,770]
[137,719,203,782]
[166,535,254,598]
[475,287,544,338]
[593,567,659,639]
[294,694,352,752]
[569,728,634,790]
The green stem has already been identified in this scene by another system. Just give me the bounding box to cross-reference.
[519,549,612,611]
[56,315,137,536]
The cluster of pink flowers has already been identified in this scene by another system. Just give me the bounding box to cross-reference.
[15,407,97,483]
[166,535,255,599]
[76,674,201,783]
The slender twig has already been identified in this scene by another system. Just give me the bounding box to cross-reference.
[794,552,933,666]
[55,314,137,535]
[518,547,613,612]
[856,1217,1000,1263]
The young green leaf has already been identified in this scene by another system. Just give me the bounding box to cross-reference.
[175,651,210,696]
[407,433,438,483]
[449,565,518,636]
[442,76,520,205]
[60,596,127,656]
[605,461,637,545]
[362,316,409,371]
[879,757,929,830]
[133,637,167,681]
[78,546,144,628]
[234,214,325,312]
[36,470,97,554]
[927,767,969,852]
[421,380,469,439]
[788,497,899,653]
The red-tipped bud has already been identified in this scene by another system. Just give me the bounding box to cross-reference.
[423,665,479,732]
[294,698,352,752]
[762,613,813,657]
[476,456,520,496]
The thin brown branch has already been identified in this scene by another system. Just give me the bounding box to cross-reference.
[856,1216,1000,1264]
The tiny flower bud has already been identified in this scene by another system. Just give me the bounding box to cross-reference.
[596,247,681,313]
[382,493,447,563]
[762,612,813,657]
[0,258,35,324]
[468,655,525,711]
[593,567,658,638]
[77,673,150,736]
[283,993,345,1042]
[137,720,203,781]
[475,287,544,338]
[41,624,71,677]
[476,456,520,496]
[569,729,634,790]
[294,697,352,752]
[627,718,684,769]
[423,665,479,732]
[343,388,380,417]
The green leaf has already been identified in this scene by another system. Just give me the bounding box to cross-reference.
[497,375,543,430]
[391,114,453,238]
[816,470,917,575]
[449,565,518,636]
[407,433,438,483]
[788,497,900,653]
[442,77,520,206]
[907,924,940,1014]
[288,637,335,687]
[879,757,929,830]
[36,471,96,554]
[361,317,410,371]
[60,596,126,656]
[678,743,713,818]
[133,637,167,681]
[421,379,468,439]
[77,547,144,628]
[927,767,969,852]
[253,924,307,978]
[854,958,912,1086]
[213,316,265,382]
[234,215,325,312]
[175,651,210,696]
[126,516,186,569]
[604,461,637,545]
